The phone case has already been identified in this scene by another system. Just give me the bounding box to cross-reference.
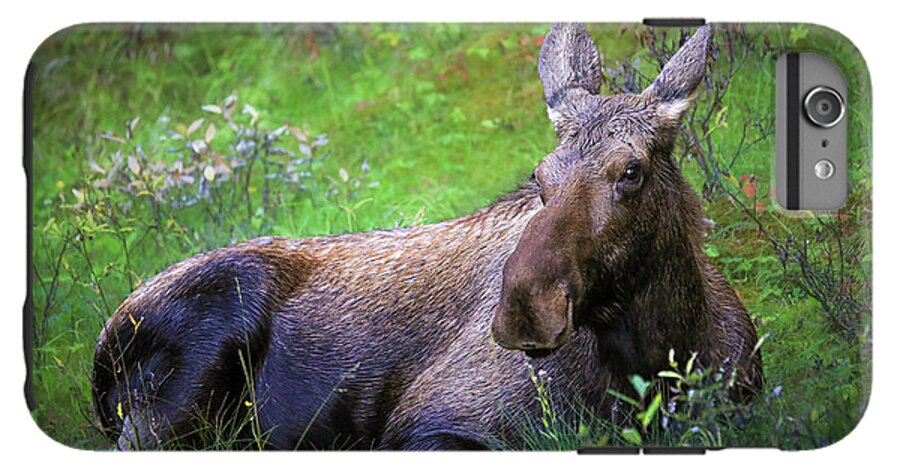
[25,21,872,451]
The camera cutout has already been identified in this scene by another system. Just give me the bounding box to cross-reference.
[775,53,848,210]
[804,86,845,128]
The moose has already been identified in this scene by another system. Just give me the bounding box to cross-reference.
[92,23,763,451]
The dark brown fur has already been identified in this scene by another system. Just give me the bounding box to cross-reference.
[93,24,762,451]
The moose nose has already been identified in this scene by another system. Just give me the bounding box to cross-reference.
[491,289,574,352]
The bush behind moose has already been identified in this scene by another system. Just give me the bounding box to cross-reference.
[30,22,871,450]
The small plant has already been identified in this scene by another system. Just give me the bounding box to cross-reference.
[528,364,559,443]
[503,364,619,451]
[85,95,333,236]
[602,347,768,448]
[605,375,662,446]
[655,350,745,447]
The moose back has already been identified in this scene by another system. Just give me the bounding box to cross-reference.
[92,23,763,450]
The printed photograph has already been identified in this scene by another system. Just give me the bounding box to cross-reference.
[28,22,871,450]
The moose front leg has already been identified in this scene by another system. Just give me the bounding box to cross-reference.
[379,413,491,450]
[378,373,529,451]
[378,334,514,450]
[378,365,491,448]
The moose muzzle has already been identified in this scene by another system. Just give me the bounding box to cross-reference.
[492,208,583,352]
[492,286,574,351]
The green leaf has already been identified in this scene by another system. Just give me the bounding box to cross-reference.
[685,352,699,374]
[629,374,651,400]
[638,393,662,429]
[621,428,642,445]
[466,46,490,59]
[790,25,809,44]
[577,422,590,438]
[657,370,684,381]
[414,81,435,94]
[606,389,640,408]
[751,332,771,356]
[449,107,467,124]
[408,46,430,60]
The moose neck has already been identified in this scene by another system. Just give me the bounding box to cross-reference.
[595,173,713,376]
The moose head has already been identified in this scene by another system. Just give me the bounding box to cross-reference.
[491,23,713,352]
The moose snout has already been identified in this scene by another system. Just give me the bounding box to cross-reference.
[493,202,585,354]
[492,285,574,352]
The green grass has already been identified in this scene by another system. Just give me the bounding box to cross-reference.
[29,23,870,450]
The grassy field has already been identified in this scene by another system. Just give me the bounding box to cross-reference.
[29,23,871,450]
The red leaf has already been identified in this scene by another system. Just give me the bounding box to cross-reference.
[755,200,766,214]
[742,180,758,199]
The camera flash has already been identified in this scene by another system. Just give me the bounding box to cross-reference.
[814,159,835,180]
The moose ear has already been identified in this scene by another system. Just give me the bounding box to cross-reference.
[644,25,712,120]
[538,23,603,133]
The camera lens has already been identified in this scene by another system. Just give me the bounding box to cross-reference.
[803,86,845,128]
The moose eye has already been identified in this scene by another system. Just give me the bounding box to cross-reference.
[622,164,641,182]
[616,161,644,196]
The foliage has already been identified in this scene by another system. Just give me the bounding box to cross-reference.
[30,23,870,450]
